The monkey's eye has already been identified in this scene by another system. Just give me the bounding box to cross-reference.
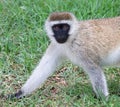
[53,26,60,31]
[63,25,69,31]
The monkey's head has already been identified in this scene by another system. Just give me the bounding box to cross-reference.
[45,12,78,44]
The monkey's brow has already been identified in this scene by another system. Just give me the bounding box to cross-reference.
[49,13,72,21]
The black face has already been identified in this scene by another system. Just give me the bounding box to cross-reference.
[52,23,70,43]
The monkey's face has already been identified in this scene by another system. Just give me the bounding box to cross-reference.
[52,23,70,43]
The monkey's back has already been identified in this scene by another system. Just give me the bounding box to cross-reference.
[74,16,120,66]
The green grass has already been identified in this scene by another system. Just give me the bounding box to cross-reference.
[0,0,120,106]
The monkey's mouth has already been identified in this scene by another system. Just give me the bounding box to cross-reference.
[54,35,69,43]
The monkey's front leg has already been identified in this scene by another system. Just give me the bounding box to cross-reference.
[8,44,62,99]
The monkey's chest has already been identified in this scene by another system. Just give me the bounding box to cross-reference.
[66,45,84,66]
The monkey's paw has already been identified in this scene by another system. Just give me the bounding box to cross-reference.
[6,90,24,99]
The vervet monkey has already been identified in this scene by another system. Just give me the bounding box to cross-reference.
[9,12,120,99]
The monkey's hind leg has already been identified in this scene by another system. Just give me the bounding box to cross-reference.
[84,65,109,99]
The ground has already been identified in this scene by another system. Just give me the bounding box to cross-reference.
[0,0,120,106]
